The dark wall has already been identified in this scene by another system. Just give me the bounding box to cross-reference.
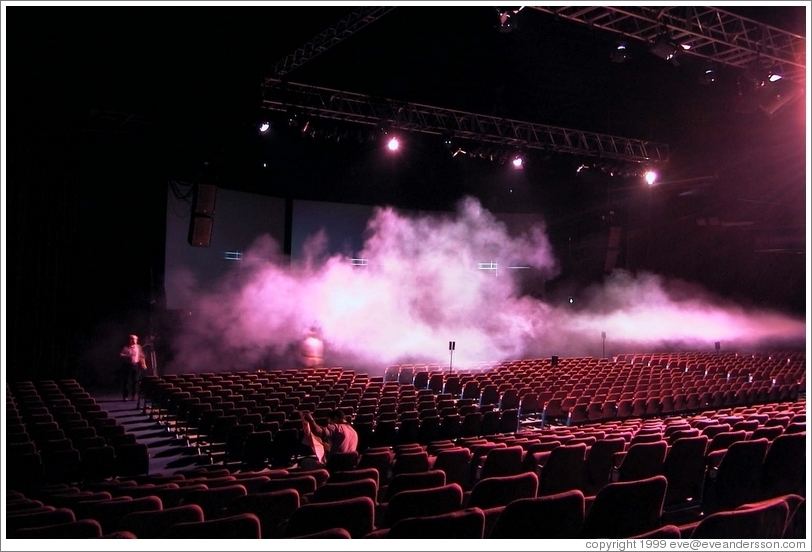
[7,123,167,383]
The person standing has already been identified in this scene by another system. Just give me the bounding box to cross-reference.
[299,326,324,368]
[119,334,146,401]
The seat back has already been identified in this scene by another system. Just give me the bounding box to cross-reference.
[386,507,486,539]
[432,447,472,488]
[467,471,539,510]
[703,438,769,514]
[760,433,806,499]
[325,450,359,474]
[480,445,524,480]
[391,450,430,476]
[583,438,625,496]
[284,496,376,539]
[662,435,709,506]
[16,519,103,538]
[328,467,381,488]
[383,470,446,502]
[490,489,585,539]
[166,513,261,539]
[617,440,667,482]
[539,442,587,495]
[691,498,789,539]
[380,483,463,529]
[580,475,667,538]
[182,484,248,520]
[310,478,377,504]
[83,495,163,533]
[225,489,299,539]
[120,505,204,539]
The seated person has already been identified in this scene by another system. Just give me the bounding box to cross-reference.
[299,409,358,469]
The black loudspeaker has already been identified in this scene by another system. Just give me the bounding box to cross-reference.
[193,184,217,215]
[188,215,214,247]
[551,355,559,367]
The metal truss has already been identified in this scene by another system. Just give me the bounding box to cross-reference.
[266,6,396,82]
[261,79,669,164]
[530,6,806,84]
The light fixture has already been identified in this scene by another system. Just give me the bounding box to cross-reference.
[644,170,658,186]
[742,59,784,90]
[649,33,685,66]
[611,41,631,64]
[700,63,717,85]
[758,79,804,118]
[736,59,799,117]
[387,136,399,151]
[512,154,525,169]
[258,122,270,133]
[495,6,524,33]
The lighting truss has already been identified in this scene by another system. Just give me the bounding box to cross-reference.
[265,6,396,82]
[530,6,806,84]
[261,79,669,164]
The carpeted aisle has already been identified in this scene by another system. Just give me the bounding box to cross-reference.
[89,391,211,475]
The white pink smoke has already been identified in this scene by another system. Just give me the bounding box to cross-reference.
[165,197,806,375]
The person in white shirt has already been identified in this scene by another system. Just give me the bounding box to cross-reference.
[299,409,359,468]
[119,334,146,401]
[299,326,325,368]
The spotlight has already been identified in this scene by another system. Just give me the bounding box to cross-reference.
[495,6,524,33]
[387,136,399,151]
[512,155,524,169]
[742,59,783,90]
[259,122,270,133]
[700,63,717,85]
[649,34,685,66]
[644,170,658,185]
[736,60,800,117]
[758,80,804,118]
[610,41,631,64]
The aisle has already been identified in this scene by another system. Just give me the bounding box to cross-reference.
[90,391,210,475]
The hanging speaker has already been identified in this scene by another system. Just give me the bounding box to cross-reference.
[193,184,217,215]
[188,215,213,247]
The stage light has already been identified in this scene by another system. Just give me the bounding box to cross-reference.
[387,136,399,151]
[512,155,524,169]
[700,63,717,85]
[496,6,524,33]
[644,170,658,185]
[736,60,800,117]
[742,59,784,90]
[649,34,685,66]
[259,122,270,133]
[611,41,630,64]
[758,80,804,118]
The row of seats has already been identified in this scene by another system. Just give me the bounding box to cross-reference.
[7,468,804,539]
[6,351,805,539]
[7,381,150,489]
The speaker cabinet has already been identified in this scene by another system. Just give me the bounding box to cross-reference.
[193,184,217,215]
[188,215,213,247]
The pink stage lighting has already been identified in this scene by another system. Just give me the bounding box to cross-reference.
[644,170,658,185]
[387,137,399,151]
